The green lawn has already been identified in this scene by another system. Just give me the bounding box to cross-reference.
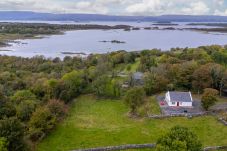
[37,95,227,151]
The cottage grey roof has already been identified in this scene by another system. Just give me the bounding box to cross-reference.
[169,91,192,102]
[133,72,144,80]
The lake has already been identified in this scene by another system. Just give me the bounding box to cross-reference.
[0,21,227,58]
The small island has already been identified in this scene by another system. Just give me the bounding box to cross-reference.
[99,40,126,44]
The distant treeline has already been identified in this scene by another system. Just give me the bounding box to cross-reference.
[0,22,131,35]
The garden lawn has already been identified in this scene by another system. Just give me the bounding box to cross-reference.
[37,95,227,151]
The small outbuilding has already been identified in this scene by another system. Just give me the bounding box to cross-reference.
[165,91,193,107]
[132,72,144,86]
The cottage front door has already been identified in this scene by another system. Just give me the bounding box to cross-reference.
[177,102,179,106]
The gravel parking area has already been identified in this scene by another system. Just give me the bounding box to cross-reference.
[156,95,204,115]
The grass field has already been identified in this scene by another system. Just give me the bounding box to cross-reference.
[37,95,227,151]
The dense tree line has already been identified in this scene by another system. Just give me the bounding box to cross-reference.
[0,45,227,150]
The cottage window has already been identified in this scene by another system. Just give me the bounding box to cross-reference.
[172,102,175,105]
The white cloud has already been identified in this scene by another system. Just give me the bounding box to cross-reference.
[181,1,210,15]
[0,0,226,16]
[126,0,165,15]
[213,0,224,6]
[125,0,211,15]
[214,9,227,16]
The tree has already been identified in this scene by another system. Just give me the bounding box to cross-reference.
[0,101,16,120]
[0,137,8,151]
[16,100,37,121]
[61,70,85,102]
[28,107,56,142]
[209,64,227,96]
[176,61,198,90]
[11,90,38,121]
[0,118,25,151]
[92,75,120,98]
[139,56,157,72]
[46,79,59,99]
[11,90,37,104]
[144,71,168,95]
[46,99,68,120]
[124,87,145,114]
[201,88,218,111]
[192,65,212,94]
[156,126,202,151]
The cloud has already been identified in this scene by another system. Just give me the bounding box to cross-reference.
[0,0,226,16]
[181,1,210,15]
[125,0,165,15]
[214,9,227,16]
[125,0,210,15]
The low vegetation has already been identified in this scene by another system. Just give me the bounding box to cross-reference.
[37,95,227,151]
[156,126,202,151]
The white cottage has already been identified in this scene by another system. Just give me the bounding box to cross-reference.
[165,91,193,107]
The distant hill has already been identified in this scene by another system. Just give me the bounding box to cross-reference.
[1,11,227,22]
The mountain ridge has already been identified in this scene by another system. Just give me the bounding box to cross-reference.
[1,11,227,22]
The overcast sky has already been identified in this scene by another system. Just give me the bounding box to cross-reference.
[0,0,227,16]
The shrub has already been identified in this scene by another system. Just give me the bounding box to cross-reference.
[0,137,8,151]
[46,99,68,120]
[201,88,218,111]
[0,117,25,151]
[156,126,202,151]
[28,107,56,141]
[124,87,145,114]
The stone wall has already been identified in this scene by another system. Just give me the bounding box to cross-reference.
[71,144,156,151]
[148,111,211,119]
[204,145,227,151]
[218,118,227,126]
[71,144,227,151]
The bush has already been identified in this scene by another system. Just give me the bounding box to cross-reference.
[0,117,25,151]
[28,107,56,141]
[27,128,45,142]
[46,99,68,120]
[156,126,202,151]
[124,87,145,114]
[201,88,218,111]
[11,90,37,104]
[0,137,8,151]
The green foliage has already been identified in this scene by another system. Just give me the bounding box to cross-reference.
[0,102,16,120]
[139,56,157,72]
[192,64,212,94]
[16,99,37,121]
[93,75,121,98]
[61,70,85,102]
[201,88,218,110]
[11,90,37,104]
[144,72,169,95]
[156,126,202,151]
[10,90,38,121]
[46,99,68,121]
[28,107,56,142]
[0,118,25,151]
[175,61,198,90]
[124,87,145,114]
[0,42,227,150]
[37,96,227,151]
[212,51,227,65]
[0,137,8,151]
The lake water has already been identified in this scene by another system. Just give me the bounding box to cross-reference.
[0,21,227,58]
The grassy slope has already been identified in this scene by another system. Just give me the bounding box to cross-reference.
[37,95,227,151]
